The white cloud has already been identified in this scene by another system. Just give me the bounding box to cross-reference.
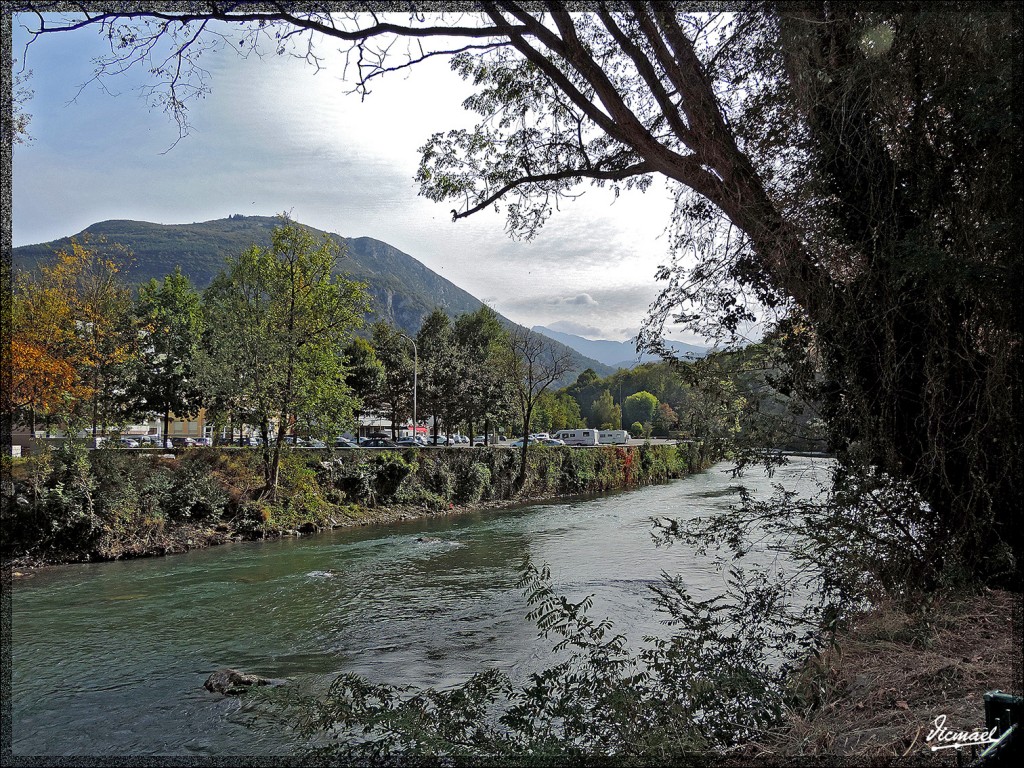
[560,293,599,307]
[12,19,695,347]
[546,320,606,338]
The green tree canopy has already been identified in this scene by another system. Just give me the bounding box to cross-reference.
[203,219,369,493]
[531,390,584,434]
[343,336,386,437]
[590,389,621,431]
[129,267,205,441]
[622,391,659,428]
[452,306,513,443]
[371,321,415,440]
[416,308,457,443]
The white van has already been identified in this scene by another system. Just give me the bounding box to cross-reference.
[553,429,599,446]
[598,430,631,445]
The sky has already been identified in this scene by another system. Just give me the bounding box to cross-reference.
[10,14,707,346]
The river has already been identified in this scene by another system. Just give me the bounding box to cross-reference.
[9,456,831,756]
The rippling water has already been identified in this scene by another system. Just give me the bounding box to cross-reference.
[10,457,831,755]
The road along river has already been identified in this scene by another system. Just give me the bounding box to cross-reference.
[10,456,831,756]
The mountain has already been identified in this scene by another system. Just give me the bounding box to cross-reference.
[12,216,614,379]
[533,326,707,369]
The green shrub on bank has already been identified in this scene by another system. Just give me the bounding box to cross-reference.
[4,443,711,562]
[455,462,492,505]
[3,443,100,560]
[558,448,598,495]
[420,455,456,499]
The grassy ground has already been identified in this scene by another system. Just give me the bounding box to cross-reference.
[728,588,1022,766]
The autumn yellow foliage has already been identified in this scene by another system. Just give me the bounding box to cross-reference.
[9,236,134,433]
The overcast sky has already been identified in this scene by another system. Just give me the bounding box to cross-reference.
[11,15,708,346]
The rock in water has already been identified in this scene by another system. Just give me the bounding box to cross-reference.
[203,668,270,695]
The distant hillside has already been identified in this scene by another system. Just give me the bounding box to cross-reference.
[13,216,613,380]
[533,325,707,369]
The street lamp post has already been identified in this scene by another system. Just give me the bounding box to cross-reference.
[399,333,417,440]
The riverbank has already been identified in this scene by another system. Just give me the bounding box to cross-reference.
[726,587,1021,766]
[4,441,714,570]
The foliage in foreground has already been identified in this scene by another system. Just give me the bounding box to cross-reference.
[246,451,1009,764]
[656,459,1019,608]
[253,561,816,765]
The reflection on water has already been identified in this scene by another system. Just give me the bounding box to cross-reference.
[11,457,830,755]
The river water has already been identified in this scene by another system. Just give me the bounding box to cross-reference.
[10,456,831,756]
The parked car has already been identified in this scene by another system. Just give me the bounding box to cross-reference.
[472,435,488,446]
[508,437,541,448]
[541,438,566,446]
[361,438,398,448]
[194,437,213,447]
[117,438,140,448]
[137,435,162,446]
[334,437,358,449]
[281,436,325,448]
[178,437,196,447]
[529,432,550,441]
[396,437,422,447]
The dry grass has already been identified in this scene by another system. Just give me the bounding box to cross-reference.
[730,588,1022,766]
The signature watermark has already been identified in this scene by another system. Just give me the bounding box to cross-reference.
[925,714,999,751]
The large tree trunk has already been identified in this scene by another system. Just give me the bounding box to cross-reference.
[815,281,1021,584]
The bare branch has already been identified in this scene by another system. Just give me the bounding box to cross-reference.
[454,160,654,221]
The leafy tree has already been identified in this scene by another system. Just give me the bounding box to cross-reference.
[532,390,584,434]
[343,337,385,439]
[452,306,513,445]
[203,219,369,494]
[9,258,88,435]
[128,267,205,442]
[416,308,457,444]
[12,237,138,439]
[564,370,608,427]
[371,322,415,441]
[589,389,621,431]
[622,391,659,429]
[653,402,678,437]
[676,359,748,446]
[574,368,600,388]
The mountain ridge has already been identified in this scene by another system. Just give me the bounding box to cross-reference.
[12,215,615,379]
[532,325,707,369]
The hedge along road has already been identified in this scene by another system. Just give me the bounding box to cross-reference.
[10,456,831,756]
